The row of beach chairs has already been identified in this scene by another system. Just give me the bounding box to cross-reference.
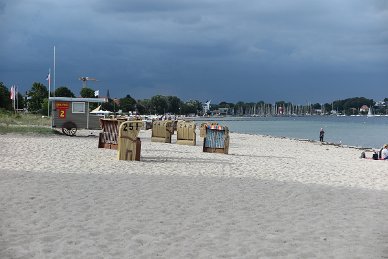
[98,119,230,161]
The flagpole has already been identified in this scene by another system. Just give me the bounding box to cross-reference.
[16,85,18,112]
[53,45,56,97]
[12,85,14,112]
[48,68,51,117]
[13,85,16,113]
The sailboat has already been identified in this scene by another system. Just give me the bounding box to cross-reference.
[367,107,374,117]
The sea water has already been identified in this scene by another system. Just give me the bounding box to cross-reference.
[195,116,388,149]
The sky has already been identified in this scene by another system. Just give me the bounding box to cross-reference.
[0,0,387,104]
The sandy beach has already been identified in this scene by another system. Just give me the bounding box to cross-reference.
[1,129,388,258]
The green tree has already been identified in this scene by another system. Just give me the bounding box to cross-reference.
[80,87,95,98]
[332,100,344,114]
[323,103,332,114]
[119,95,137,112]
[101,98,118,112]
[312,103,321,109]
[41,98,49,116]
[211,103,219,111]
[79,88,99,110]
[181,100,201,115]
[150,95,168,114]
[55,86,75,97]
[28,82,48,112]
[135,102,146,114]
[137,99,152,114]
[16,92,25,110]
[343,97,373,115]
[218,101,234,109]
[166,96,182,114]
[0,82,12,110]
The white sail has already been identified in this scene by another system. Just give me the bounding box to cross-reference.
[367,107,373,117]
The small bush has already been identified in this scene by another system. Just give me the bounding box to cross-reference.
[0,111,51,127]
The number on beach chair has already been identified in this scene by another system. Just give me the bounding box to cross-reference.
[176,121,196,146]
[117,121,143,161]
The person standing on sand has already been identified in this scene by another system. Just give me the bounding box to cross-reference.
[319,128,325,142]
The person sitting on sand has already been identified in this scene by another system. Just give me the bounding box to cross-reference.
[382,144,388,160]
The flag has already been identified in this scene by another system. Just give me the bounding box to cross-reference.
[45,73,50,84]
[10,85,15,100]
[94,90,99,97]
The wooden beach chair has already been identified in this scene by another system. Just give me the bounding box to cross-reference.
[176,121,196,146]
[98,118,127,149]
[203,124,230,154]
[151,120,174,143]
[117,121,143,161]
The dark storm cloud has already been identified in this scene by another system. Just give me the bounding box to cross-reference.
[93,0,206,13]
[0,1,5,14]
[0,0,387,103]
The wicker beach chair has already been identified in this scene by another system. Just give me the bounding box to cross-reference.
[203,124,230,154]
[151,120,174,143]
[176,121,196,146]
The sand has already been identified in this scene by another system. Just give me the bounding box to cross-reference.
[1,129,388,258]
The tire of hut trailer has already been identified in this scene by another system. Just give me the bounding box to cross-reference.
[62,121,78,136]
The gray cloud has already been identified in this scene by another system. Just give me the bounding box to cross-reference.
[0,1,5,14]
[0,0,387,103]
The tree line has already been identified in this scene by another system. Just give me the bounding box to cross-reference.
[0,81,387,116]
[0,82,202,115]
